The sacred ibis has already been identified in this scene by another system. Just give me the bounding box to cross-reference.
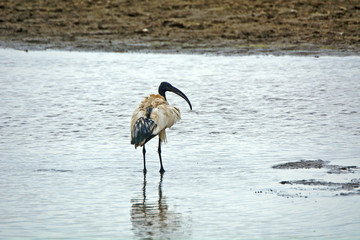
[130,82,192,174]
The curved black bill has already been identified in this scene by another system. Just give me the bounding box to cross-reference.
[169,86,192,110]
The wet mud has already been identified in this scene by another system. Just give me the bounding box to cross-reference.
[273,159,358,174]
[273,159,329,169]
[1,0,360,55]
[280,178,360,190]
[270,160,360,197]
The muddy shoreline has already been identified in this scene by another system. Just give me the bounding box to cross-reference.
[1,0,360,55]
[2,39,360,56]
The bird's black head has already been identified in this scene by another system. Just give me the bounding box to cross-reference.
[158,82,192,110]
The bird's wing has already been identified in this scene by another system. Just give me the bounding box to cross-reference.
[150,105,181,136]
[130,107,157,148]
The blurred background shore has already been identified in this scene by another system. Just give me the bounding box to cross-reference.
[1,0,359,54]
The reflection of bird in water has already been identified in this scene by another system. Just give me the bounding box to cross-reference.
[130,174,190,239]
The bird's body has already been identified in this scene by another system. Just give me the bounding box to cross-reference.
[130,94,181,147]
[130,82,192,174]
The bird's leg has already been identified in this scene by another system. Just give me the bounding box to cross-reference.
[158,138,165,173]
[142,145,147,174]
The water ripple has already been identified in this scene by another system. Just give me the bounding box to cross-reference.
[0,49,359,239]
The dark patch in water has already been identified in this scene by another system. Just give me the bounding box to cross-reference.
[255,188,309,198]
[326,165,358,174]
[272,160,360,197]
[272,159,359,174]
[337,190,360,196]
[280,179,360,191]
[273,159,328,169]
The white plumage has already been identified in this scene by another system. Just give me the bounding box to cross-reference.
[130,94,181,147]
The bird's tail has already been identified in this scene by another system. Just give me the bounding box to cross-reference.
[131,117,157,148]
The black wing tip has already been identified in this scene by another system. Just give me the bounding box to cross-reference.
[131,117,157,147]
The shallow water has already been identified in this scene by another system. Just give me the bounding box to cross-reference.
[0,49,360,239]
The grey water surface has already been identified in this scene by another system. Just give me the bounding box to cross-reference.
[1,49,360,239]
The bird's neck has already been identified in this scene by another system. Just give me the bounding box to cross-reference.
[158,90,167,100]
